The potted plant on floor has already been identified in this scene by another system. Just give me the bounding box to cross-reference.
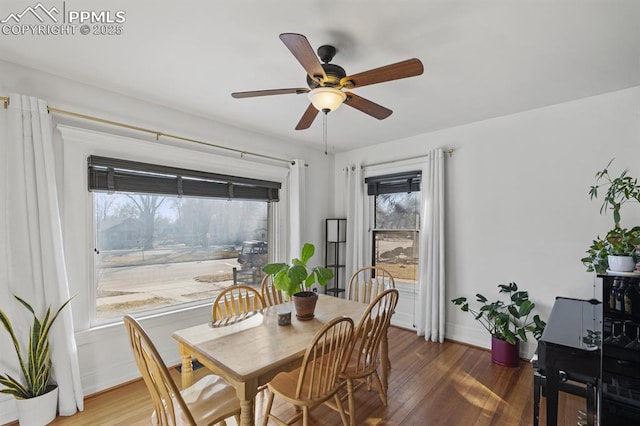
[0,295,72,425]
[451,282,546,367]
[263,243,333,320]
[582,160,640,273]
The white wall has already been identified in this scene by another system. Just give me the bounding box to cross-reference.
[334,87,640,357]
[0,59,335,423]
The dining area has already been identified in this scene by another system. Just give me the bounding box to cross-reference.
[124,266,398,426]
[45,281,558,426]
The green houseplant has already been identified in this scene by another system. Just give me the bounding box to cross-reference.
[582,236,609,274]
[588,159,640,229]
[0,295,72,425]
[582,160,640,273]
[262,242,333,320]
[582,227,640,274]
[451,282,546,367]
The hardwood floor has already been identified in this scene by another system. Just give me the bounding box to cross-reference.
[33,327,583,425]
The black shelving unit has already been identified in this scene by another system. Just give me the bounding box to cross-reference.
[325,218,346,297]
[597,273,640,424]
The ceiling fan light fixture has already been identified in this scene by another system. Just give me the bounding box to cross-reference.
[308,87,346,112]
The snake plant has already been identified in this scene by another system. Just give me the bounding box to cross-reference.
[0,295,72,399]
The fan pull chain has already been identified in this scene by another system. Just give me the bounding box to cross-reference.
[322,108,329,155]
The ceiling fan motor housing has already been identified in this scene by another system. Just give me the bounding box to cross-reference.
[307,63,346,88]
[317,45,336,63]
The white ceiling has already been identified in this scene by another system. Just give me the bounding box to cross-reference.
[1,0,639,152]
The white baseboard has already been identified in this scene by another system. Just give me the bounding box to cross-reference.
[446,321,537,359]
[391,312,415,331]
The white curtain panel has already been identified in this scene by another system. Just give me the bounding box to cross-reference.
[0,96,12,393]
[288,159,306,259]
[416,148,446,342]
[4,94,84,414]
[345,164,367,279]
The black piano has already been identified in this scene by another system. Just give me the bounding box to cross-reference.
[535,297,601,426]
[536,289,640,425]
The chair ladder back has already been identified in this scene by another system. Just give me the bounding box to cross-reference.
[260,275,284,307]
[348,266,396,304]
[350,289,399,375]
[124,315,197,426]
[295,316,354,401]
[212,285,264,321]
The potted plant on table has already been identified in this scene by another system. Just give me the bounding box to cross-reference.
[581,160,640,273]
[262,243,333,321]
[582,227,640,274]
[451,282,546,367]
[0,295,72,426]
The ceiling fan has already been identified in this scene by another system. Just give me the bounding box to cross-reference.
[231,33,424,130]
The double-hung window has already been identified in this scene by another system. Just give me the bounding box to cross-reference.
[366,171,420,326]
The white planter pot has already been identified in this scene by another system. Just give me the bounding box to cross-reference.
[15,386,58,426]
[607,255,636,272]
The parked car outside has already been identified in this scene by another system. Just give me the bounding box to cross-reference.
[235,240,268,285]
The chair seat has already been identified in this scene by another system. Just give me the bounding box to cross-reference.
[340,350,376,380]
[152,374,240,426]
[268,365,338,408]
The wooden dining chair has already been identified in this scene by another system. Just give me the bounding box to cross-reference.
[340,288,399,426]
[262,316,355,426]
[260,274,285,307]
[346,266,395,305]
[211,285,265,321]
[123,314,241,426]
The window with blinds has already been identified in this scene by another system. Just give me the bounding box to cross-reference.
[89,156,276,322]
[368,171,421,328]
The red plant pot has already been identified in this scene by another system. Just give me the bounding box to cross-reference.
[491,335,520,367]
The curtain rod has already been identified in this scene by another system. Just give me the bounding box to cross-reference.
[1,95,295,166]
[361,149,454,169]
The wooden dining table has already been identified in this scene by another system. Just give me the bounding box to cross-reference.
[172,294,386,426]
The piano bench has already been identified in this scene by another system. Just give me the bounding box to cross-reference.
[533,368,597,426]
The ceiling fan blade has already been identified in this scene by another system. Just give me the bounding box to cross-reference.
[295,104,319,130]
[279,33,327,82]
[231,88,309,99]
[340,58,424,89]
[343,92,392,120]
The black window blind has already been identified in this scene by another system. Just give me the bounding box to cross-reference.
[88,156,280,202]
[365,170,421,195]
